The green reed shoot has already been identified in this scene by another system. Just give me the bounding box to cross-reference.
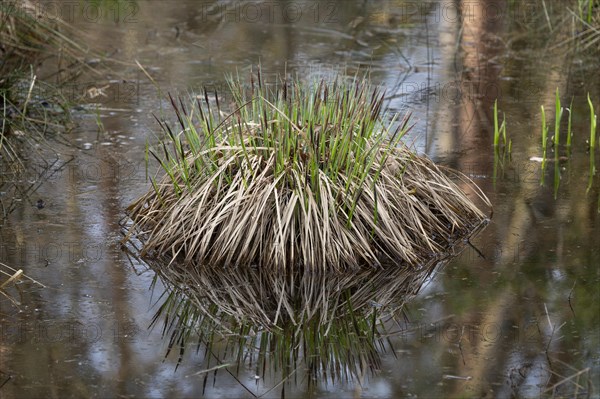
[577,0,594,24]
[494,100,500,147]
[502,115,507,147]
[553,156,561,199]
[541,105,549,164]
[566,98,574,149]
[553,90,562,198]
[588,151,596,194]
[554,88,563,147]
[493,99,507,148]
[589,93,597,150]
[578,0,594,24]
[95,106,106,134]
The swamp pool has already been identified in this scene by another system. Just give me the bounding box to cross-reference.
[0,1,599,398]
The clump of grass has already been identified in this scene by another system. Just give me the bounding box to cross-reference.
[492,99,511,182]
[0,1,103,219]
[553,0,600,52]
[124,72,490,272]
[0,0,92,138]
[0,1,94,73]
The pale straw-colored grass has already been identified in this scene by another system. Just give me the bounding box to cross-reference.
[124,72,490,272]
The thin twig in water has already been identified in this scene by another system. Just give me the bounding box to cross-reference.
[543,303,566,358]
[458,325,466,366]
[542,367,590,395]
[466,239,485,259]
[568,281,576,316]
[0,374,11,389]
[185,363,232,377]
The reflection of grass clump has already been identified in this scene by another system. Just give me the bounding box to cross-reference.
[139,244,484,393]
[574,0,599,50]
[149,265,412,389]
[125,72,490,271]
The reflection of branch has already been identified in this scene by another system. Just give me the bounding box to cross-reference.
[544,357,592,396]
[186,332,258,398]
[568,281,576,316]
[0,372,11,389]
[186,363,232,377]
[0,155,75,218]
[542,303,566,358]
[458,325,466,366]
[466,239,485,259]
[257,366,299,398]
[543,366,590,395]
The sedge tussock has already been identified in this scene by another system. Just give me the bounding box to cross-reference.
[124,72,490,272]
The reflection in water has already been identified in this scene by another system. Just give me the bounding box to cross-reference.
[137,229,484,395]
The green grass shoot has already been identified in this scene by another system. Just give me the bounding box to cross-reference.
[588,152,596,194]
[494,100,500,147]
[541,105,548,159]
[493,99,508,149]
[589,93,597,150]
[554,88,563,147]
[566,97,574,148]
[586,0,594,23]
[95,107,106,134]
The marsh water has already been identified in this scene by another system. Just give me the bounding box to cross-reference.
[1,1,599,398]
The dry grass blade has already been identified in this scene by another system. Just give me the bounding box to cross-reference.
[0,261,45,307]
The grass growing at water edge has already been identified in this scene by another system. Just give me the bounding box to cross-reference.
[0,1,99,218]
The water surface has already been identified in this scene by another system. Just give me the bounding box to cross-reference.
[1,1,598,398]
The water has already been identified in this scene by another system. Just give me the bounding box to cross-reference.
[1,1,599,397]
